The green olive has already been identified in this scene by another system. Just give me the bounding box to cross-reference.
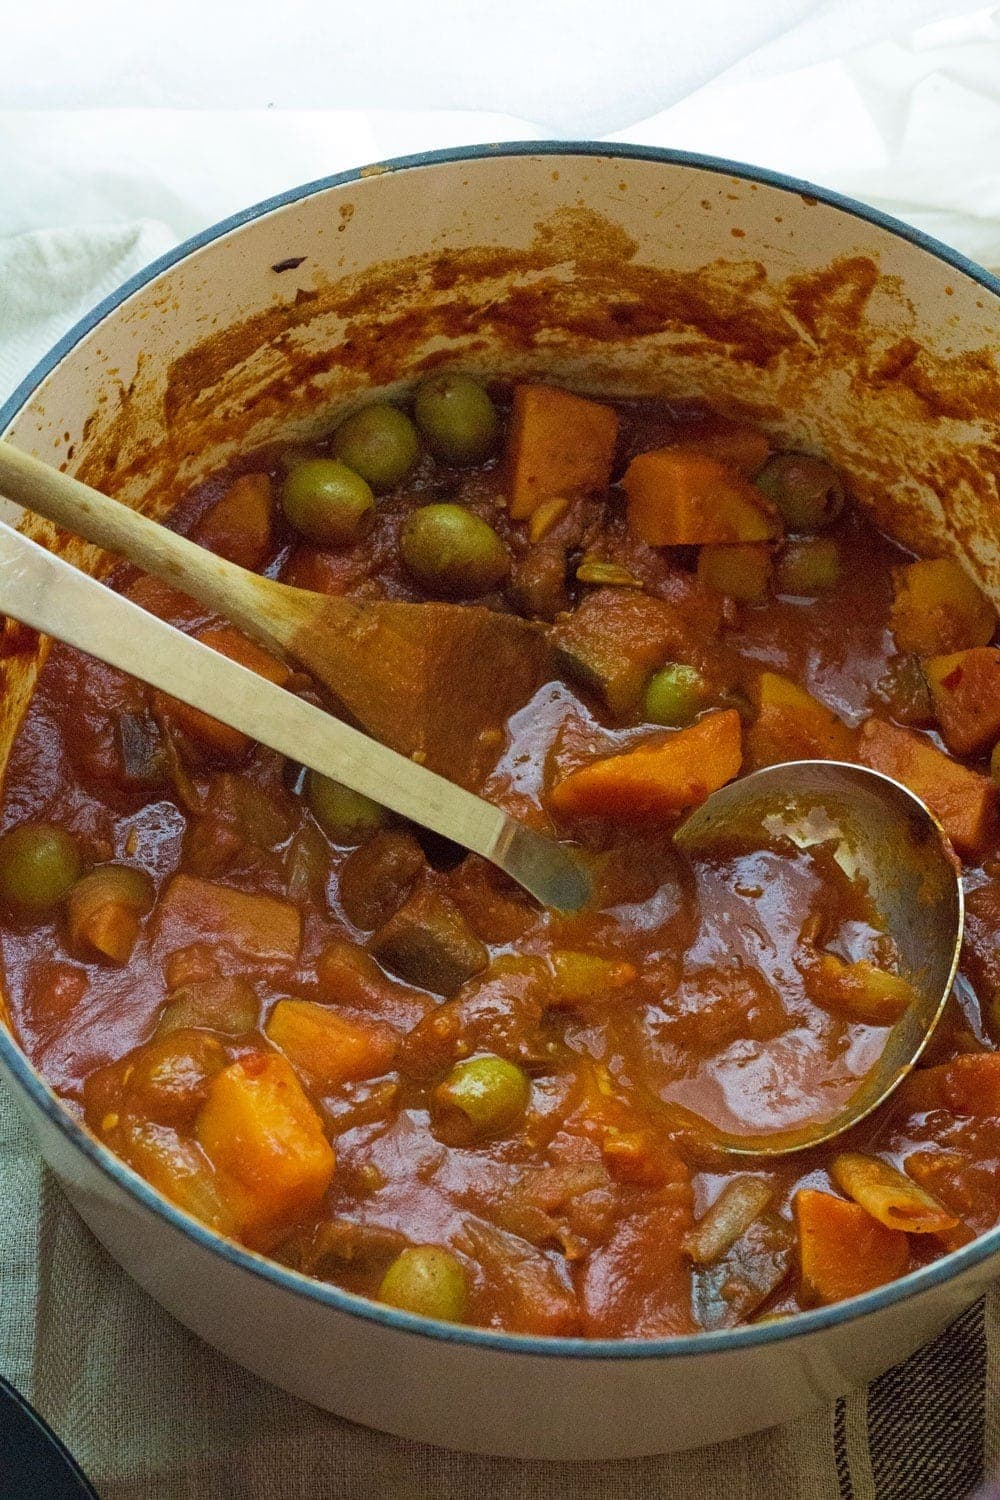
[776,538,841,595]
[413,374,499,466]
[306,772,388,844]
[331,404,420,491]
[643,663,706,726]
[754,453,845,531]
[0,823,82,912]
[432,1054,530,1141]
[282,458,375,546]
[378,1245,468,1322]
[400,503,509,598]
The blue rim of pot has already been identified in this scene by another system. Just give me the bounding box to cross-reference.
[1,140,998,1360]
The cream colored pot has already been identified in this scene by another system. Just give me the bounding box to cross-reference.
[1,145,998,1460]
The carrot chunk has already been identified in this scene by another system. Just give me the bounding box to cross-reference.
[192,472,273,570]
[507,384,619,520]
[549,709,742,822]
[155,624,292,762]
[794,1189,908,1306]
[943,1053,1000,1116]
[265,999,397,1086]
[196,1051,335,1246]
[155,874,301,963]
[747,672,854,767]
[889,559,995,656]
[924,647,1000,756]
[858,717,996,854]
[622,449,781,546]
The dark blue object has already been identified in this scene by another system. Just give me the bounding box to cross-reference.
[0,1374,97,1498]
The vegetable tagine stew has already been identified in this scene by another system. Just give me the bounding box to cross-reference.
[4,373,1000,1338]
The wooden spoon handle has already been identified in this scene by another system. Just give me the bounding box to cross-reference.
[0,440,308,651]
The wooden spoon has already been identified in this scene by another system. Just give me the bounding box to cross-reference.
[0,442,548,790]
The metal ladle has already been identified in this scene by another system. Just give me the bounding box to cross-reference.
[674,760,964,1156]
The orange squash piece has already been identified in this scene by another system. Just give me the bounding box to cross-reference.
[858,717,996,854]
[155,624,292,761]
[507,384,619,520]
[549,709,742,822]
[889,558,996,656]
[622,449,781,546]
[155,874,301,963]
[794,1189,908,1306]
[192,472,273,571]
[747,672,854,767]
[924,647,1000,756]
[196,1051,335,1246]
[696,542,772,604]
[265,999,397,1086]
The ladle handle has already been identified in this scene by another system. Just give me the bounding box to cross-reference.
[0,521,564,895]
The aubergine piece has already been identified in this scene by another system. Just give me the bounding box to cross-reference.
[370,883,488,996]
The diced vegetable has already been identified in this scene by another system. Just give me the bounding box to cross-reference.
[192,472,273,570]
[400,503,510,597]
[924,647,1000,756]
[859,717,996,854]
[942,1052,1000,1116]
[0,823,82,912]
[692,1212,793,1330]
[265,998,397,1086]
[697,542,772,604]
[684,1177,774,1265]
[801,953,915,1026]
[460,1220,580,1335]
[67,864,154,965]
[794,1189,908,1306]
[281,458,375,546]
[432,1054,530,1142]
[527,496,570,543]
[378,1245,468,1321]
[509,542,571,621]
[339,829,427,931]
[306,771,388,844]
[754,453,845,531]
[413,374,498,465]
[551,587,710,718]
[889,559,996,656]
[830,1153,958,1235]
[195,1052,335,1245]
[110,1117,238,1235]
[155,626,292,762]
[114,710,167,789]
[667,425,772,478]
[776,538,841,595]
[370,884,488,995]
[156,976,259,1036]
[622,449,781,546]
[600,1126,679,1189]
[549,709,742,822]
[747,672,853,767]
[332,403,420,491]
[575,556,642,588]
[155,874,301,962]
[643,663,707,727]
[548,950,637,1005]
[125,1028,228,1127]
[506,384,619,520]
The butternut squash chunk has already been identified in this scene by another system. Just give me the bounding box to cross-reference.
[794,1189,908,1306]
[192,472,273,570]
[747,672,854,767]
[889,559,995,656]
[549,709,742,822]
[622,449,781,546]
[924,647,1000,756]
[155,874,301,963]
[155,625,292,761]
[265,998,397,1086]
[196,1052,334,1245]
[696,543,772,604]
[858,717,996,854]
[507,384,619,520]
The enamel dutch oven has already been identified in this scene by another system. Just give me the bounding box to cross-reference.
[1,144,999,1460]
